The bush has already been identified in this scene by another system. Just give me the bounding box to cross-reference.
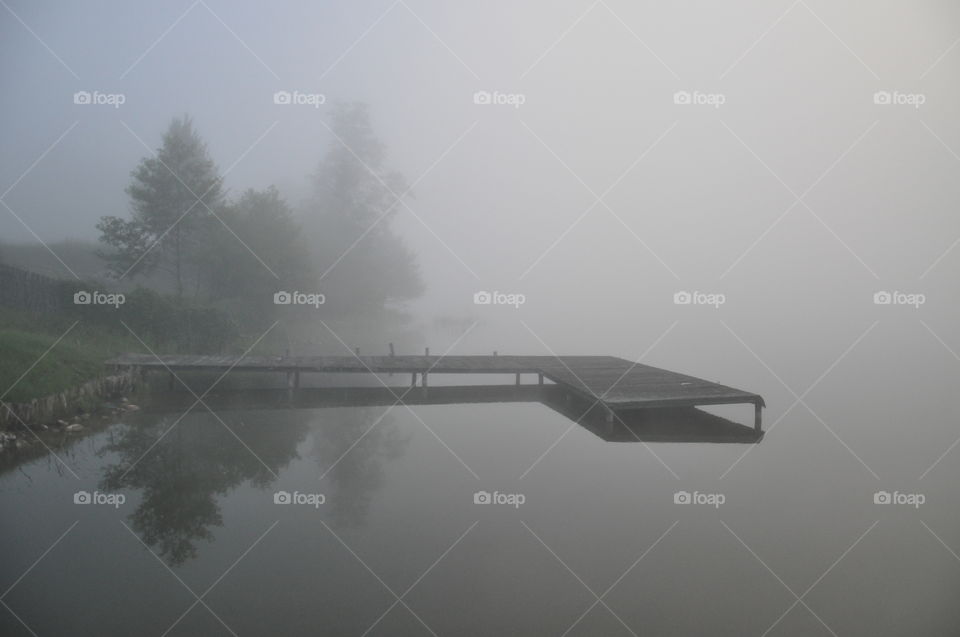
[117,288,238,353]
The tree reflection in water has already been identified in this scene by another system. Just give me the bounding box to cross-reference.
[100,403,408,565]
[308,406,411,528]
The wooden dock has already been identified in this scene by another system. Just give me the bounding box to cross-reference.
[108,353,765,431]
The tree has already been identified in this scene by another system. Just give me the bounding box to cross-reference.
[197,186,315,326]
[302,103,423,317]
[97,115,223,297]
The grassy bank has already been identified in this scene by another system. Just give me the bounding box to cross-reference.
[0,308,144,404]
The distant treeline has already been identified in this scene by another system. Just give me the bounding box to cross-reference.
[1,102,423,354]
[96,103,422,332]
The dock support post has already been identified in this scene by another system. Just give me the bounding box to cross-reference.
[515,373,521,385]
[411,373,417,388]
[538,373,544,385]
[389,342,395,357]
[354,346,360,357]
[754,401,762,434]
[422,371,428,388]
[425,347,430,356]
[294,370,300,389]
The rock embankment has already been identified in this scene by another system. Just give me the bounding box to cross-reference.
[0,368,140,441]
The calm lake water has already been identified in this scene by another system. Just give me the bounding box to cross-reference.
[1,365,958,636]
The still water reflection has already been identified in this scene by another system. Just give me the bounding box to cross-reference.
[0,382,956,636]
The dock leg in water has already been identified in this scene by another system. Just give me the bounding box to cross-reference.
[515,373,521,385]
[538,373,544,385]
[411,373,417,388]
[754,401,762,434]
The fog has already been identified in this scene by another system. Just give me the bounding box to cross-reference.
[5,2,959,319]
[3,0,960,459]
[2,3,960,634]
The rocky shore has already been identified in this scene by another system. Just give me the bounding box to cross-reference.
[0,367,142,452]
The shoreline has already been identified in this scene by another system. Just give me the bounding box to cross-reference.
[0,367,141,451]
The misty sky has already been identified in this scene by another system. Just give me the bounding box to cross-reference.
[3,1,960,358]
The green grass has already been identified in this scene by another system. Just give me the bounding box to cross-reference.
[0,308,145,404]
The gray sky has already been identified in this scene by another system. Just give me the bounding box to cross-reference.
[2,0,960,365]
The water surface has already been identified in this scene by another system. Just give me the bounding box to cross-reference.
[1,371,957,636]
